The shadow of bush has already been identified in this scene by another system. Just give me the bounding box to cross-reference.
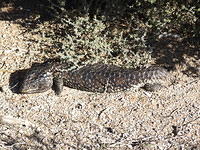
[0,0,199,76]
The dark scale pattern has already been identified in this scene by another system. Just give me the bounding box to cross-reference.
[63,63,169,93]
[19,62,169,94]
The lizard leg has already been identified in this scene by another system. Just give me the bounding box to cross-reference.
[53,73,63,95]
[142,83,165,92]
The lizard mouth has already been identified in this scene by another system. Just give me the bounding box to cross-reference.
[20,88,43,94]
[19,87,34,94]
[19,83,51,94]
[19,84,36,94]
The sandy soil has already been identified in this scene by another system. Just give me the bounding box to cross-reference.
[0,15,200,150]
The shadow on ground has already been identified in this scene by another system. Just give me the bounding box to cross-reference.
[9,69,28,94]
[146,35,200,76]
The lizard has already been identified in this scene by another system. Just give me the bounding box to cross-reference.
[19,60,170,95]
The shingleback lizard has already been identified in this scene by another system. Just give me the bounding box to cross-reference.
[19,61,170,95]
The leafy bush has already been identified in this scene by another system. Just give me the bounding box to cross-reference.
[14,0,199,69]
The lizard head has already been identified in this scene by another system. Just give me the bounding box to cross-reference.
[19,64,54,94]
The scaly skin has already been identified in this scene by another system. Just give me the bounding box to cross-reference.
[19,61,170,95]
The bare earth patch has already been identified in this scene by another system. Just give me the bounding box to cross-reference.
[0,18,200,150]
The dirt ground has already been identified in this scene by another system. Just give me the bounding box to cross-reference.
[0,15,200,150]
